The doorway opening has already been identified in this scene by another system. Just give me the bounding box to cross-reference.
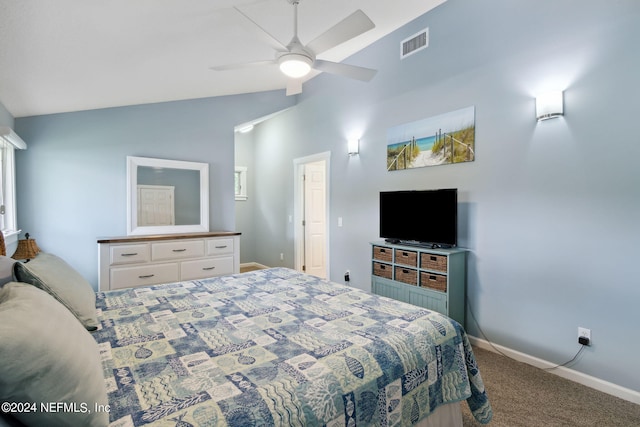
[293,152,330,279]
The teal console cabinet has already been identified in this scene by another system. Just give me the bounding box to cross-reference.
[370,241,467,326]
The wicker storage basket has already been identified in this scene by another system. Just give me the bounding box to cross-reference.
[373,262,393,279]
[373,246,393,262]
[394,249,418,267]
[395,267,418,286]
[420,253,447,272]
[420,272,447,292]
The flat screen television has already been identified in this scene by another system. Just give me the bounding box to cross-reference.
[379,188,457,248]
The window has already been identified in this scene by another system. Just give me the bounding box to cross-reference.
[0,126,27,244]
[235,166,247,201]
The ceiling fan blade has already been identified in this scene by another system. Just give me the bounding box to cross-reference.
[313,60,377,82]
[233,6,288,51]
[286,79,303,96]
[306,9,375,55]
[210,59,276,71]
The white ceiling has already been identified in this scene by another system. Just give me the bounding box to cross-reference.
[0,0,445,118]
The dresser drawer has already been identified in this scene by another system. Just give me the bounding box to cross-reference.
[420,272,447,292]
[152,240,205,261]
[370,242,466,327]
[420,253,448,272]
[394,249,418,267]
[395,266,418,286]
[373,262,393,279]
[207,238,234,256]
[372,246,393,262]
[181,256,234,280]
[110,263,179,289]
[110,244,149,265]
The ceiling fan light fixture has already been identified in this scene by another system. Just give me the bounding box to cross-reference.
[278,53,312,78]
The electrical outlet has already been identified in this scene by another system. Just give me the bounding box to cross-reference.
[344,270,350,282]
[280,253,284,261]
[578,327,591,345]
[578,327,591,340]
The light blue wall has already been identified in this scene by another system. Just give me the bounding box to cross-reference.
[247,0,640,391]
[14,92,295,287]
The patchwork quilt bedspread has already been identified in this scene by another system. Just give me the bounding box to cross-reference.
[93,268,492,426]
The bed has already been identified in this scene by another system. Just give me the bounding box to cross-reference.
[0,252,492,426]
[93,267,492,426]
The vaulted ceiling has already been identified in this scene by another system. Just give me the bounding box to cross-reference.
[0,0,445,117]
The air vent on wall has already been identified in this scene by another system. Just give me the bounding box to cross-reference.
[401,28,429,59]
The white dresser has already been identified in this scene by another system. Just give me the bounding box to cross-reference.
[98,232,240,291]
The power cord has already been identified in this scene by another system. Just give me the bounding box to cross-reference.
[543,345,585,371]
[465,299,510,359]
[466,299,586,370]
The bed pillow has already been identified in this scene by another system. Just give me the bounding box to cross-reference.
[0,256,16,287]
[13,252,98,330]
[0,282,109,427]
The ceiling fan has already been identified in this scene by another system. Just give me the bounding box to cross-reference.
[212,0,377,95]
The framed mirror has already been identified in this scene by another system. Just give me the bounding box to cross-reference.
[127,156,209,235]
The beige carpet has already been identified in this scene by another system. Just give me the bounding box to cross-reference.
[240,264,268,273]
[461,346,640,426]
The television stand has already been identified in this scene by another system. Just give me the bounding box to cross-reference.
[370,241,467,326]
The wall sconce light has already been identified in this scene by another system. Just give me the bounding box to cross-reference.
[348,139,359,155]
[536,91,564,121]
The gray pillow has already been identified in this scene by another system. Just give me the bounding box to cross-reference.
[0,282,109,427]
[13,252,98,330]
[0,256,16,287]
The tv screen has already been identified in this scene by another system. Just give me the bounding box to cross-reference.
[379,189,457,247]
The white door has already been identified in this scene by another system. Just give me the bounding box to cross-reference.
[303,161,326,278]
[137,185,175,226]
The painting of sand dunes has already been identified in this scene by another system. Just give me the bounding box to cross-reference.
[387,106,475,171]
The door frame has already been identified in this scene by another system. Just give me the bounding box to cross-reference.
[293,151,331,278]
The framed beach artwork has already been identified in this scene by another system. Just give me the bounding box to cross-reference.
[387,106,475,171]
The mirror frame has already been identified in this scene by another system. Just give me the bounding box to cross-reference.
[127,156,209,236]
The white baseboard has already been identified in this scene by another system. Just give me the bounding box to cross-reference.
[468,336,640,405]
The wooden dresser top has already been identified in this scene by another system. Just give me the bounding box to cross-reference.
[98,231,241,244]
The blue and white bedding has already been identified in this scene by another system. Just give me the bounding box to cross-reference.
[93,268,492,426]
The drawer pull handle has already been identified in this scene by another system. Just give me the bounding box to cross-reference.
[429,275,437,281]
[202,266,216,271]
[172,249,187,252]
[214,245,227,249]
[121,253,138,257]
[138,274,155,279]
[430,256,437,261]
[379,265,386,270]
[402,252,408,256]
[380,248,386,253]
[402,269,409,274]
